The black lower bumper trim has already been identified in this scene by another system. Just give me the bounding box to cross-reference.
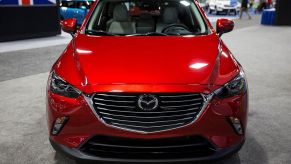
[50,138,245,163]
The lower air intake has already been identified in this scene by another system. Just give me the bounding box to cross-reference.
[80,135,216,159]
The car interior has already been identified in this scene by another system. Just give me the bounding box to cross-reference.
[87,0,207,35]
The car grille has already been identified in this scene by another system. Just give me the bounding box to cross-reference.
[92,93,204,133]
[80,135,216,159]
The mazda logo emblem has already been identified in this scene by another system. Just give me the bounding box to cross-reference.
[137,94,159,111]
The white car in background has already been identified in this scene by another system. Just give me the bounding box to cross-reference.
[207,0,241,15]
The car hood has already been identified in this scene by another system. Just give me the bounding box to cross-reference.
[55,33,238,86]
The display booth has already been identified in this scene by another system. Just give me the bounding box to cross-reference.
[0,0,61,42]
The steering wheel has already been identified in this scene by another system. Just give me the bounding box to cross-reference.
[161,24,190,34]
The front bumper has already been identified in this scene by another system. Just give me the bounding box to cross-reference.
[50,137,245,163]
[47,84,248,162]
[216,7,239,13]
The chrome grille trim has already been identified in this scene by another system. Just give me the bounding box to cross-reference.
[93,98,135,103]
[103,116,193,124]
[159,94,200,98]
[98,107,199,114]
[94,102,135,108]
[111,122,185,129]
[162,107,200,111]
[159,102,202,109]
[83,92,214,133]
[161,98,203,103]
[99,111,197,119]
[96,94,136,98]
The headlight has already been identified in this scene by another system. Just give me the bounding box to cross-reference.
[49,72,81,98]
[214,69,247,98]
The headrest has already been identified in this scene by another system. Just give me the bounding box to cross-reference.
[163,7,179,24]
[113,4,129,22]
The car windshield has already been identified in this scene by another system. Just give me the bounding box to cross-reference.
[86,0,209,36]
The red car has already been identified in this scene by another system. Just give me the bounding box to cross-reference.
[47,0,248,163]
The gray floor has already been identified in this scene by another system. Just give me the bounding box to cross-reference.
[0,16,291,164]
[0,45,65,82]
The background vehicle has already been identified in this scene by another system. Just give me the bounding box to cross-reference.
[60,0,95,25]
[208,0,241,15]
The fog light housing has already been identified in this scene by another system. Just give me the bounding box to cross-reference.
[229,117,243,135]
[52,117,69,135]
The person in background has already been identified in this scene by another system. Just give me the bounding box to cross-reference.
[249,0,254,12]
[256,0,267,13]
[240,0,252,19]
[267,0,273,8]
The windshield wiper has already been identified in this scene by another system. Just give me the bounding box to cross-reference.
[126,32,168,36]
[85,29,116,36]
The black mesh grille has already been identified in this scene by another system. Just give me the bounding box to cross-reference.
[80,135,216,159]
[92,93,204,132]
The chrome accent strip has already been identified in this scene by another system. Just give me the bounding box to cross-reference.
[83,93,214,134]
[161,98,203,103]
[162,107,200,111]
[97,107,199,114]
[83,94,107,126]
[99,111,196,119]
[94,102,135,108]
[93,98,135,103]
[159,94,200,98]
[192,93,214,124]
[103,116,193,124]
[96,94,136,98]
[160,102,201,109]
[111,122,185,129]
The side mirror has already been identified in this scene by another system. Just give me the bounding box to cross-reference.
[60,18,77,34]
[216,19,234,36]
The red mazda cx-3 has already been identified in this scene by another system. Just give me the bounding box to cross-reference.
[47,0,248,163]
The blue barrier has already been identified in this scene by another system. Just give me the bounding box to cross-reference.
[261,8,276,25]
